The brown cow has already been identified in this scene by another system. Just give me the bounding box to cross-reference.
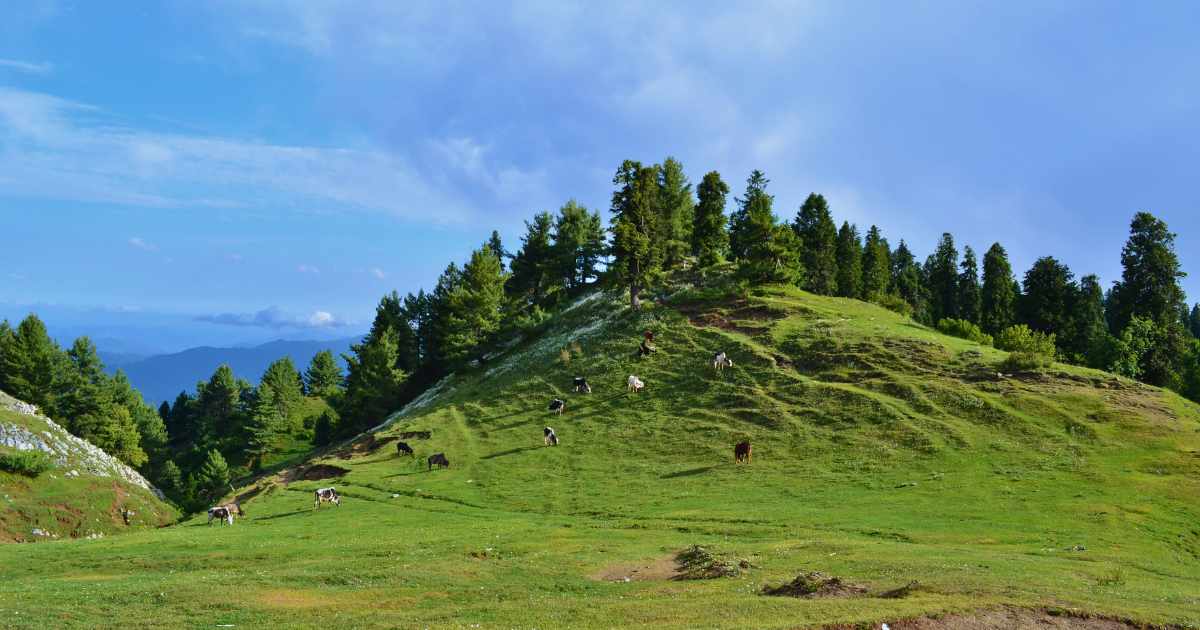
[734,441,752,464]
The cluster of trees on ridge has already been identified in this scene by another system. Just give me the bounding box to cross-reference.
[3,155,1199,511]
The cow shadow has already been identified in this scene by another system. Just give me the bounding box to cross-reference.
[253,509,314,522]
[660,465,716,479]
[480,445,539,460]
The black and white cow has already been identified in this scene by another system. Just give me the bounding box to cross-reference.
[549,398,566,415]
[712,351,733,373]
[207,502,243,525]
[428,453,450,470]
[314,487,341,509]
[627,375,645,393]
[396,441,414,457]
[573,377,592,393]
[544,426,559,446]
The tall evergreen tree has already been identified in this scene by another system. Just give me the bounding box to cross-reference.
[341,327,407,434]
[244,386,283,469]
[259,357,304,422]
[195,365,242,443]
[486,230,507,270]
[860,226,891,300]
[508,212,557,306]
[1108,212,1188,331]
[691,171,730,266]
[738,182,802,284]
[108,370,167,468]
[366,291,420,374]
[423,263,462,374]
[609,160,661,310]
[441,245,506,366]
[0,315,62,413]
[793,193,838,295]
[926,233,960,322]
[728,170,768,262]
[550,200,605,290]
[1019,256,1076,339]
[891,240,925,316]
[1068,274,1109,363]
[980,243,1016,335]
[657,157,695,269]
[191,449,230,501]
[1190,304,1200,338]
[957,246,982,325]
[835,222,863,298]
[304,350,344,398]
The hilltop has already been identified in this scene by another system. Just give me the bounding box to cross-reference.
[0,282,1197,628]
[0,390,177,543]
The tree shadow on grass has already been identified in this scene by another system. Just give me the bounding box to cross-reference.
[660,465,717,479]
[480,445,540,460]
[252,509,314,522]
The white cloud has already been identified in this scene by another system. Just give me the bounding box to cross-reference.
[128,237,158,252]
[0,58,53,75]
[297,264,320,274]
[197,306,348,329]
[369,267,386,280]
[226,253,244,262]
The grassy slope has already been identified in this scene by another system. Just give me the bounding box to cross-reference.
[0,405,178,543]
[1,284,1198,628]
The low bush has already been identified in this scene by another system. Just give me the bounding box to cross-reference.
[999,351,1052,373]
[995,324,1057,357]
[0,449,54,477]
[873,293,913,317]
[937,318,993,346]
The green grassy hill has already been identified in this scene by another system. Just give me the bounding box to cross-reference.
[2,282,1198,628]
[0,391,178,543]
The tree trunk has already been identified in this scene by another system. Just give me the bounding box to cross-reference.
[630,282,641,310]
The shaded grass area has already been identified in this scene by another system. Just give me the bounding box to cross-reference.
[1,285,1198,628]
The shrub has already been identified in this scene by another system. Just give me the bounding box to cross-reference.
[0,449,54,477]
[999,351,1052,373]
[995,324,1057,357]
[937,318,993,346]
[873,293,913,317]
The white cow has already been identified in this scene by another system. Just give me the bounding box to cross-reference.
[712,351,733,373]
[627,375,645,393]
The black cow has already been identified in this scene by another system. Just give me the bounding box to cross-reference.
[638,339,656,357]
[544,426,559,446]
[428,453,450,470]
[396,441,414,457]
[573,377,592,393]
[549,398,565,415]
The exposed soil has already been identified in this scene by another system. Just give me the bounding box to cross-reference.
[821,607,1169,629]
[590,547,752,582]
[298,464,350,481]
[398,430,432,440]
[590,554,680,582]
[338,434,399,459]
[761,571,867,598]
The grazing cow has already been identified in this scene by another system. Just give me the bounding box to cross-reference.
[638,339,656,357]
[627,375,645,393]
[734,441,752,464]
[396,441,414,457]
[314,487,341,509]
[573,377,592,393]
[544,426,559,446]
[643,330,655,343]
[207,503,243,525]
[712,351,734,373]
[428,453,450,470]
[549,398,566,415]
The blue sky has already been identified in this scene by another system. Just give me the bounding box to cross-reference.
[1,1,1198,352]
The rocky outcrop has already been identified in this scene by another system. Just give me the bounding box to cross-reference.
[0,390,165,499]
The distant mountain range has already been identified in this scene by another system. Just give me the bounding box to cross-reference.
[104,337,359,404]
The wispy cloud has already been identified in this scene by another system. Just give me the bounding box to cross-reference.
[369,267,386,280]
[197,306,348,330]
[0,58,53,75]
[128,237,158,252]
[297,264,320,274]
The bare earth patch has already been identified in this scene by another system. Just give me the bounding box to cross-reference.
[299,464,350,481]
[590,554,681,582]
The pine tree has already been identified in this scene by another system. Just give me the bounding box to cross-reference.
[195,365,242,443]
[508,212,557,307]
[927,233,960,322]
[165,391,194,447]
[891,240,926,317]
[486,230,507,270]
[313,410,337,446]
[957,246,982,325]
[441,245,506,366]
[244,386,283,469]
[304,350,344,398]
[980,243,1016,335]
[609,160,661,310]
[738,185,802,284]
[109,370,167,468]
[192,449,231,501]
[729,170,768,262]
[691,171,730,266]
[1068,274,1109,364]
[835,222,863,299]
[0,315,62,413]
[1019,256,1076,340]
[1108,212,1188,331]
[1191,304,1200,338]
[367,291,419,374]
[657,157,695,269]
[341,328,407,434]
[259,356,304,424]
[157,460,183,498]
[860,226,891,300]
[424,263,462,374]
[793,193,838,295]
[551,200,604,290]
